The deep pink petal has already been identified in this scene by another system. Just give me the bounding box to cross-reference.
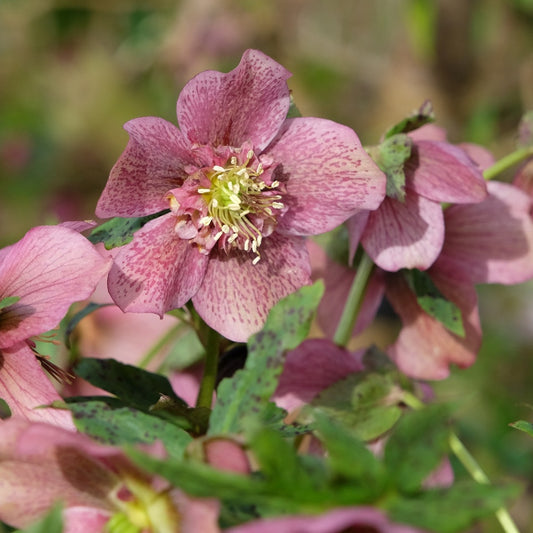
[266,118,386,235]
[386,272,480,380]
[362,191,444,271]
[346,210,370,264]
[96,117,193,217]
[406,140,487,204]
[227,506,424,533]
[0,343,75,429]
[274,338,364,412]
[107,214,209,316]
[177,49,290,151]
[435,181,533,284]
[192,234,311,342]
[0,225,111,348]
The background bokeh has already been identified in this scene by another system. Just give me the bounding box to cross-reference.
[1,0,533,531]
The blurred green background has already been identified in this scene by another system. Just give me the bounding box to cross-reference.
[1,0,533,530]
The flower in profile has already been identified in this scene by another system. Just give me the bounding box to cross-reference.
[96,49,386,341]
[0,225,111,425]
[348,124,488,272]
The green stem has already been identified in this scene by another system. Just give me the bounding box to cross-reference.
[137,322,187,369]
[333,251,374,347]
[195,326,220,409]
[483,146,533,181]
[402,392,519,533]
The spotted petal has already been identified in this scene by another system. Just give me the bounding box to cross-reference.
[177,49,291,152]
[362,190,444,271]
[107,213,209,316]
[96,117,194,218]
[0,225,111,348]
[192,234,311,342]
[266,118,386,236]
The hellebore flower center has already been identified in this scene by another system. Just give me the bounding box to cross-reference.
[167,146,286,264]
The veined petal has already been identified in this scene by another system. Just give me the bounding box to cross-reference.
[435,181,533,285]
[362,192,444,271]
[192,234,311,342]
[107,214,209,316]
[177,49,291,151]
[386,272,480,380]
[266,118,386,236]
[346,210,370,264]
[406,140,487,204]
[0,343,75,429]
[0,225,111,348]
[96,117,194,218]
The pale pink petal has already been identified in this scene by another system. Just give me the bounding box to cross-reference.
[362,191,444,271]
[96,117,194,217]
[407,124,447,142]
[274,339,364,412]
[406,140,487,204]
[458,143,495,171]
[227,506,424,533]
[307,240,385,340]
[192,234,311,342]
[0,343,75,429]
[108,213,209,316]
[266,118,386,236]
[386,272,480,380]
[435,181,533,285]
[0,225,111,348]
[63,507,112,533]
[177,49,290,151]
[172,491,221,533]
[203,438,251,474]
[513,159,533,200]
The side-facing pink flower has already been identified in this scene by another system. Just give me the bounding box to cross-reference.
[96,49,386,342]
[348,124,488,272]
[0,225,111,426]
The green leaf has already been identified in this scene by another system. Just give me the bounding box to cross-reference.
[384,403,451,494]
[311,370,404,441]
[287,93,302,118]
[510,419,533,438]
[66,397,192,459]
[88,210,169,250]
[15,503,63,533]
[384,100,435,139]
[405,269,465,337]
[0,399,11,420]
[74,358,188,412]
[0,296,20,310]
[259,401,312,437]
[64,302,113,348]
[209,282,324,435]
[386,481,520,533]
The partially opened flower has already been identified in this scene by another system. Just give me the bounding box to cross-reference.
[348,124,488,272]
[0,225,111,425]
[96,49,386,341]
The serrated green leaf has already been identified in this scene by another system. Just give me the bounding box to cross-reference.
[405,269,465,337]
[311,371,404,441]
[15,503,63,533]
[386,481,520,533]
[88,210,169,250]
[510,419,533,437]
[384,403,451,494]
[67,397,192,459]
[0,296,20,310]
[209,282,324,435]
[384,100,435,139]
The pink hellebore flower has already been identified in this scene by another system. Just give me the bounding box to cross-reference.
[348,125,488,272]
[0,418,220,533]
[0,225,111,426]
[96,49,386,342]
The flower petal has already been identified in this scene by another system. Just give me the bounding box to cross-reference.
[406,140,487,204]
[192,234,311,342]
[386,272,480,380]
[96,117,193,218]
[362,191,444,271]
[63,507,112,533]
[266,118,386,235]
[0,225,111,348]
[177,49,291,151]
[435,181,533,284]
[0,343,75,429]
[107,214,209,316]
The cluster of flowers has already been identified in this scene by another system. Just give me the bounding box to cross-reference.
[1,49,532,532]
